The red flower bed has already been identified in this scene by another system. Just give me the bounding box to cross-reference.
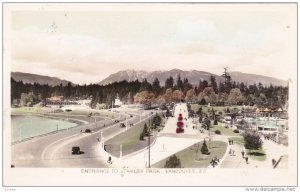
[177,121,184,127]
[178,116,183,121]
[176,128,184,133]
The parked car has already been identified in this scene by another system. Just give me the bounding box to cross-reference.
[72,146,81,155]
[119,123,126,128]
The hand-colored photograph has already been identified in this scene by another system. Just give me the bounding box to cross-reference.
[3,2,297,187]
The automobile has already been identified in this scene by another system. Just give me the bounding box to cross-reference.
[72,146,81,155]
[119,123,126,128]
[130,115,133,117]
[84,129,92,133]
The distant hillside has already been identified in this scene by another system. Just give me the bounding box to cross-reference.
[229,72,288,87]
[99,69,288,87]
[11,72,74,86]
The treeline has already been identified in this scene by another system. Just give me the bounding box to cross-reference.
[11,73,288,109]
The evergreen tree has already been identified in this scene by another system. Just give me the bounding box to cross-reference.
[165,76,174,90]
[201,139,209,155]
[164,155,181,168]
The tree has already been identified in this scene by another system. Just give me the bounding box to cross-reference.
[152,114,162,128]
[163,88,173,104]
[198,80,208,92]
[172,89,184,102]
[210,75,218,93]
[176,74,184,91]
[201,139,209,155]
[20,92,37,107]
[243,131,263,151]
[183,78,193,94]
[228,88,245,105]
[217,92,228,105]
[152,78,161,96]
[185,89,196,102]
[164,155,181,168]
[198,87,217,104]
[165,76,174,90]
[134,91,155,105]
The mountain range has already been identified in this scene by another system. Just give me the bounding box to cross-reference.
[11,69,288,87]
[99,69,288,87]
[11,72,73,86]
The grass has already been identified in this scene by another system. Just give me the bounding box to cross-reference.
[152,141,227,168]
[190,104,245,114]
[228,137,266,161]
[105,122,156,157]
[12,107,115,118]
[11,107,41,113]
[210,125,241,136]
[248,148,266,161]
[229,136,245,146]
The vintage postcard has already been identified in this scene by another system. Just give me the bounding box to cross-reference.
[2,2,298,187]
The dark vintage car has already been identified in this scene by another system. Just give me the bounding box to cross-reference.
[119,123,126,128]
[84,129,92,133]
[72,146,81,155]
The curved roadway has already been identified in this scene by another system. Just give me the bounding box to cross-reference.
[11,111,153,168]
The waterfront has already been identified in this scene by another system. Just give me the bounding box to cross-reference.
[11,115,78,142]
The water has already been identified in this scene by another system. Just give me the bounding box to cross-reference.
[11,115,78,142]
[244,117,286,129]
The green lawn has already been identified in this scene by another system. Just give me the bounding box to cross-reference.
[152,141,227,168]
[229,137,266,161]
[11,107,41,113]
[190,104,245,114]
[248,147,266,161]
[210,125,241,136]
[229,136,245,146]
[105,122,156,157]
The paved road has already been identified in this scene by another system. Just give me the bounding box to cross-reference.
[11,111,153,168]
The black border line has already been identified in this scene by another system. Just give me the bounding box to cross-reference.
[1,1,298,188]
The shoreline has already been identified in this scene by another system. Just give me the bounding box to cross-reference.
[11,113,87,145]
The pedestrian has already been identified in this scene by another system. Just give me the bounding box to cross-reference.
[231,140,234,145]
[232,150,235,156]
[229,148,232,155]
[241,151,245,158]
[107,156,112,164]
[228,139,231,145]
[97,137,100,142]
[245,156,249,164]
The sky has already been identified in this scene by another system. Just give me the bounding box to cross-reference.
[7,3,297,84]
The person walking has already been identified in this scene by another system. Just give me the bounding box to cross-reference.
[241,151,245,158]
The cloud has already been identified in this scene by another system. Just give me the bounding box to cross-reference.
[10,9,296,84]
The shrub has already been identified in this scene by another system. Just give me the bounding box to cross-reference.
[215,130,221,135]
[243,131,263,150]
[139,132,145,140]
[152,115,162,127]
[164,155,181,168]
[233,129,240,133]
[201,139,210,154]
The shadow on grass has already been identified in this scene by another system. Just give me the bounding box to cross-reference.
[248,152,265,156]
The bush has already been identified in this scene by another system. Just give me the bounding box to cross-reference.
[201,139,210,154]
[215,130,221,135]
[243,131,263,150]
[233,129,240,133]
[139,132,145,140]
[152,115,162,127]
[164,155,181,168]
